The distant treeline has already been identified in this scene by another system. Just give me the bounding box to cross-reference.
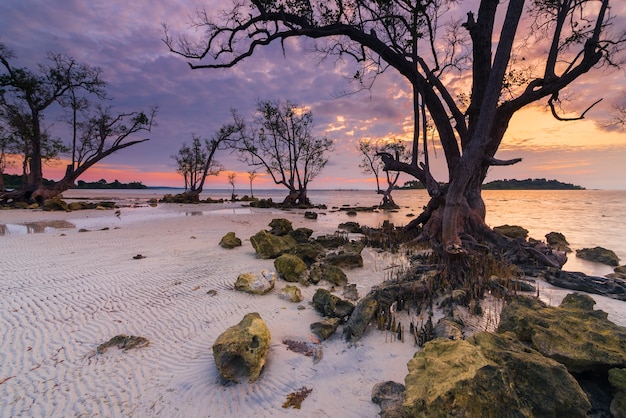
[2,174,146,190]
[397,178,584,190]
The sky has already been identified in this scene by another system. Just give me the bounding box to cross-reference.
[1,0,625,190]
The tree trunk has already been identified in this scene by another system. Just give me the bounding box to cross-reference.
[282,188,310,206]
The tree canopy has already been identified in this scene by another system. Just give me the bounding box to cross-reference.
[166,0,624,258]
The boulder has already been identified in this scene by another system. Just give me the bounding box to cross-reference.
[312,288,355,319]
[309,263,347,286]
[315,234,349,249]
[343,295,378,342]
[498,293,626,373]
[433,316,464,341]
[278,285,302,303]
[290,227,313,244]
[219,232,242,249]
[342,283,359,301]
[310,317,341,340]
[42,196,69,212]
[493,224,529,239]
[326,251,363,269]
[291,242,325,265]
[268,218,293,236]
[250,230,297,259]
[546,231,572,252]
[234,270,276,295]
[371,381,408,418]
[609,368,626,418]
[212,312,271,383]
[274,254,307,282]
[338,221,362,233]
[304,211,318,220]
[404,332,590,417]
[576,246,620,266]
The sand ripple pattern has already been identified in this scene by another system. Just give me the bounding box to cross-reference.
[1,212,421,417]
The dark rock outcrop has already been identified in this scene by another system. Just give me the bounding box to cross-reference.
[543,269,626,301]
[310,317,341,340]
[312,288,355,319]
[576,246,620,266]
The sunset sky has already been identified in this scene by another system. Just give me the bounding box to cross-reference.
[1,0,625,190]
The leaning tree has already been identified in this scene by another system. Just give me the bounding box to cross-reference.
[165,0,624,263]
[0,43,156,203]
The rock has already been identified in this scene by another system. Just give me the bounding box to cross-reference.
[546,231,572,252]
[304,211,317,219]
[576,246,620,266]
[291,242,325,265]
[609,368,626,418]
[250,230,297,259]
[342,283,359,301]
[315,234,349,249]
[544,269,626,301]
[310,317,341,340]
[212,312,271,383]
[371,381,408,418]
[493,224,529,240]
[433,316,464,340]
[274,254,307,282]
[290,227,313,243]
[234,270,276,295]
[404,332,590,417]
[309,263,347,286]
[497,294,626,373]
[42,196,68,212]
[268,218,293,236]
[338,221,362,233]
[326,251,363,269]
[312,288,355,319]
[219,232,242,249]
[343,296,378,342]
[278,285,302,303]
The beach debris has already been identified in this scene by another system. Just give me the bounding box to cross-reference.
[132,254,146,259]
[282,386,313,409]
[212,312,271,383]
[310,317,341,341]
[576,246,620,266]
[234,270,276,295]
[283,339,323,360]
[312,289,355,319]
[97,335,150,354]
[278,285,302,303]
[274,254,307,282]
[219,232,242,249]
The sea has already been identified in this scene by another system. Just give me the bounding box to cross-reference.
[2,187,626,324]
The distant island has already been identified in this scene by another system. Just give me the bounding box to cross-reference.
[398,178,585,190]
[1,174,147,190]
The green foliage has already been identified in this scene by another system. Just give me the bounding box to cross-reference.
[74,179,147,189]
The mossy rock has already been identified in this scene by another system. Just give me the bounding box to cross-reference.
[498,293,626,373]
[609,368,626,418]
[343,296,378,342]
[310,317,341,340]
[42,197,69,212]
[291,242,325,265]
[250,230,297,259]
[576,246,620,266]
[546,231,572,252]
[219,232,242,249]
[309,263,348,286]
[268,218,293,236]
[312,288,354,319]
[404,332,590,417]
[234,270,276,295]
[493,224,529,240]
[212,312,271,383]
[290,227,314,243]
[274,254,307,282]
[278,285,302,303]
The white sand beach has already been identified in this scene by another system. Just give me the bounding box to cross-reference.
[0,203,424,417]
[2,201,625,417]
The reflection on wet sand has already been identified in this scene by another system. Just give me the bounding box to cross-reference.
[0,220,76,235]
